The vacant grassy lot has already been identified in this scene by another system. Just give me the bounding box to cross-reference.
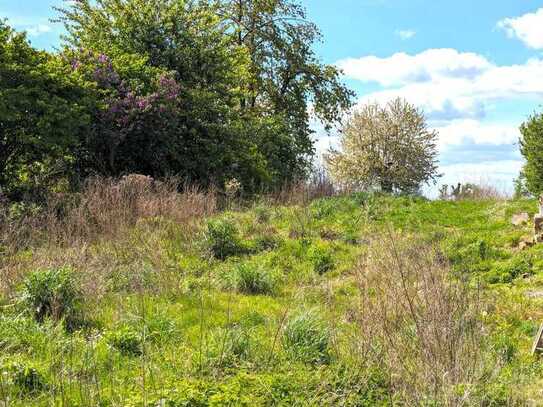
[2,188,543,406]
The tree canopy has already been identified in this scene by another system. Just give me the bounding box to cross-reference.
[325,98,440,194]
[0,20,91,199]
[519,112,543,195]
[0,1,353,200]
[48,0,352,193]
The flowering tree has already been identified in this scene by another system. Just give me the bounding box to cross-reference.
[69,51,183,176]
[326,98,440,193]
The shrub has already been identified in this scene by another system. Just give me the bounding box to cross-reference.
[252,234,281,252]
[282,310,330,364]
[220,326,252,364]
[233,264,277,295]
[310,198,336,219]
[205,218,244,260]
[308,243,334,275]
[487,254,533,284]
[3,361,47,395]
[357,234,487,405]
[18,266,81,328]
[253,205,271,223]
[106,326,142,356]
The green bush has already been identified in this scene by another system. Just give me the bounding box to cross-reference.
[253,205,271,223]
[253,234,281,252]
[308,243,335,275]
[106,326,142,356]
[282,310,330,364]
[18,266,81,328]
[205,218,245,260]
[3,361,47,395]
[310,198,336,219]
[233,264,277,295]
[487,254,533,284]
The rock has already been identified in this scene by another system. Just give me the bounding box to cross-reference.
[518,236,535,250]
[511,212,530,226]
[534,214,543,242]
[526,290,543,299]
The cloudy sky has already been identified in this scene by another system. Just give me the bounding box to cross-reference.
[303,0,543,194]
[2,0,543,194]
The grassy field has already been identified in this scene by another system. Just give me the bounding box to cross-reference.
[2,187,543,406]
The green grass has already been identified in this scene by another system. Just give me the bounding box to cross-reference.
[2,194,543,405]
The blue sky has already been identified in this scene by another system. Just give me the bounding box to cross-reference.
[3,0,543,194]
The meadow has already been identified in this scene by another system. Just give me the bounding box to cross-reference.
[1,178,543,406]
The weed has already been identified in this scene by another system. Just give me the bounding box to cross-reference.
[232,264,277,295]
[3,361,47,395]
[254,205,271,224]
[18,266,82,328]
[106,326,142,356]
[487,254,533,283]
[282,310,330,364]
[308,243,335,275]
[357,234,487,405]
[252,233,281,252]
[205,218,245,260]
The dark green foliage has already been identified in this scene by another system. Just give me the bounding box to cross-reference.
[50,0,353,193]
[4,362,47,395]
[18,266,81,327]
[487,254,533,284]
[282,310,330,364]
[308,243,335,275]
[106,326,142,356]
[232,264,277,295]
[205,218,245,260]
[0,21,91,199]
[252,233,281,252]
[520,112,543,195]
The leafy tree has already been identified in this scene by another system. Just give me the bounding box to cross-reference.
[325,98,440,193]
[56,0,353,190]
[220,0,354,184]
[0,21,90,199]
[519,112,543,195]
[56,0,271,190]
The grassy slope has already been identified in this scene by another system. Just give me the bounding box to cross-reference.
[2,194,543,405]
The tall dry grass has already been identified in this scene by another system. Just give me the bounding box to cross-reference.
[267,168,338,206]
[0,175,216,251]
[0,175,217,298]
[354,232,493,405]
[439,181,510,201]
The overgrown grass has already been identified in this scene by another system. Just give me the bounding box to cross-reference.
[1,182,542,404]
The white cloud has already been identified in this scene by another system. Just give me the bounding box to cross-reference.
[25,24,52,37]
[435,120,520,149]
[498,8,543,49]
[395,29,416,40]
[338,49,543,122]
[337,49,491,86]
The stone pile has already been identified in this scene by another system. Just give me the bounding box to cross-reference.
[513,196,543,250]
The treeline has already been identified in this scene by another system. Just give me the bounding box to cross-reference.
[0,0,353,201]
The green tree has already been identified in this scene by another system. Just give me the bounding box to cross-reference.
[0,21,90,199]
[519,112,543,195]
[56,0,353,191]
[220,0,354,184]
[56,0,272,191]
[325,98,440,193]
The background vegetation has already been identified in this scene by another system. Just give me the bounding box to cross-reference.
[4,0,543,405]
